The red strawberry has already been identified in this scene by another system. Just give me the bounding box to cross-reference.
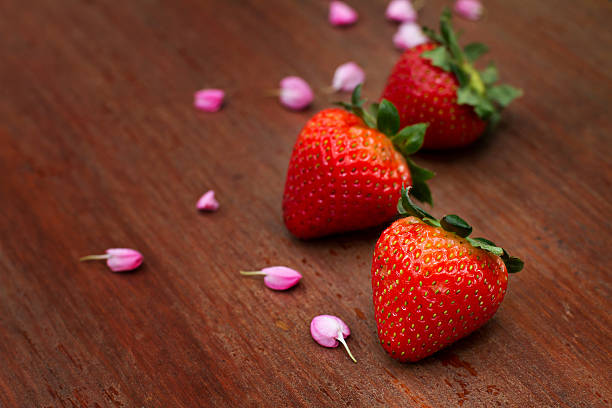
[381,9,522,149]
[283,86,434,239]
[371,187,523,362]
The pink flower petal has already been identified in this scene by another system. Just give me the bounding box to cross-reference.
[194,89,224,112]
[105,248,143,272]
[454,0,483,21]
[240,266,302,291]
[80,248,144,272]
[329,1,358,26]
[310,315,356,362]
[386,0,417,23]
[196,190,219,211]
[310,315,350,347]
[332,62,365,93]
[279,76,314,111]
[262,266,302,290]
[393,22,428,50]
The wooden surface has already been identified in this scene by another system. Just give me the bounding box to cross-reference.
[1,0,611,406]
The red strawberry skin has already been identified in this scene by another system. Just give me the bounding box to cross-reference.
[371,216,508,362]
[381,43,486,149]
[283,108,411,239]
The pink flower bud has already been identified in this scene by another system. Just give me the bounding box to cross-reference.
[310,315,356,363]
[454,0,483,21]
[279,76,314,111]
[80,248,143,272]
[329,1,358,27]
[240,266,302,291]
[332,62,365,93]
[393,22,428,50]
[385,0,417,23]
[196,190,219,211]
[194,89,224,112]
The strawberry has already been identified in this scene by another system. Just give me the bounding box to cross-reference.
[371,187,523,362]
[381,9,522,149]
[283,86,434,239]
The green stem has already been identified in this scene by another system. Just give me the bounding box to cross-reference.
[265,89,280,97]
[79,254,111,262]
[239,270,267,276]
[336,331,357,363]
[462,62,485,95]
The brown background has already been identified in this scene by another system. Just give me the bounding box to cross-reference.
[1,0,611,406]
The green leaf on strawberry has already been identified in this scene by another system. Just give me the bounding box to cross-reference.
[421,26,443,44]
[397,186,434,220]
[368,102,380,118]
[456,87,482,106]
[466,237,504,256]
[439,8,463,62]
[421,8,522,124]
[351,83,363,106]
[502,252,525,273]
[440,214,472,237]
[377,100,401,136]
[391,123,428,156]
[404,159,434,205]
[463,42,489,62]
[398,186,523,273]
[421,47,452,71]
[480,63,498,85]
[488,85,523,108]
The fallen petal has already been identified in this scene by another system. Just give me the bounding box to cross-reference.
[80,248,144,272]
[279,76,314,111]
[386,0,417,23]
[240,266,302,291]
[105,248,143,272]
[329,1,358,26]
[194,89,225,112]
[332,62,365,93]
[197,190,219,211]
[262,266,302,290]
[310,315,350,347]
[454,0,483,21]
[310,315,356,362]
[393,22,428,50]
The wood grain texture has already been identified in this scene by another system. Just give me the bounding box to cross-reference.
[1,0,611,406]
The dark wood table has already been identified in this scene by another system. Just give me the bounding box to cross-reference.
[1,0,610,406]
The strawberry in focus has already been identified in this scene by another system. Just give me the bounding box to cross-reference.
[381,9,522,149]
[371,187,523,362]
[283,86,434,239]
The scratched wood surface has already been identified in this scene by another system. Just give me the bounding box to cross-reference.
[0,0,611,406]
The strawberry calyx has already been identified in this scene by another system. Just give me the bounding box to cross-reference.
[421,8,523,126]
[337,85,435,205]
[397,186,524,273]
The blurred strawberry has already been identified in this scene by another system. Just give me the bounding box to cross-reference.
[382,9,522,149]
